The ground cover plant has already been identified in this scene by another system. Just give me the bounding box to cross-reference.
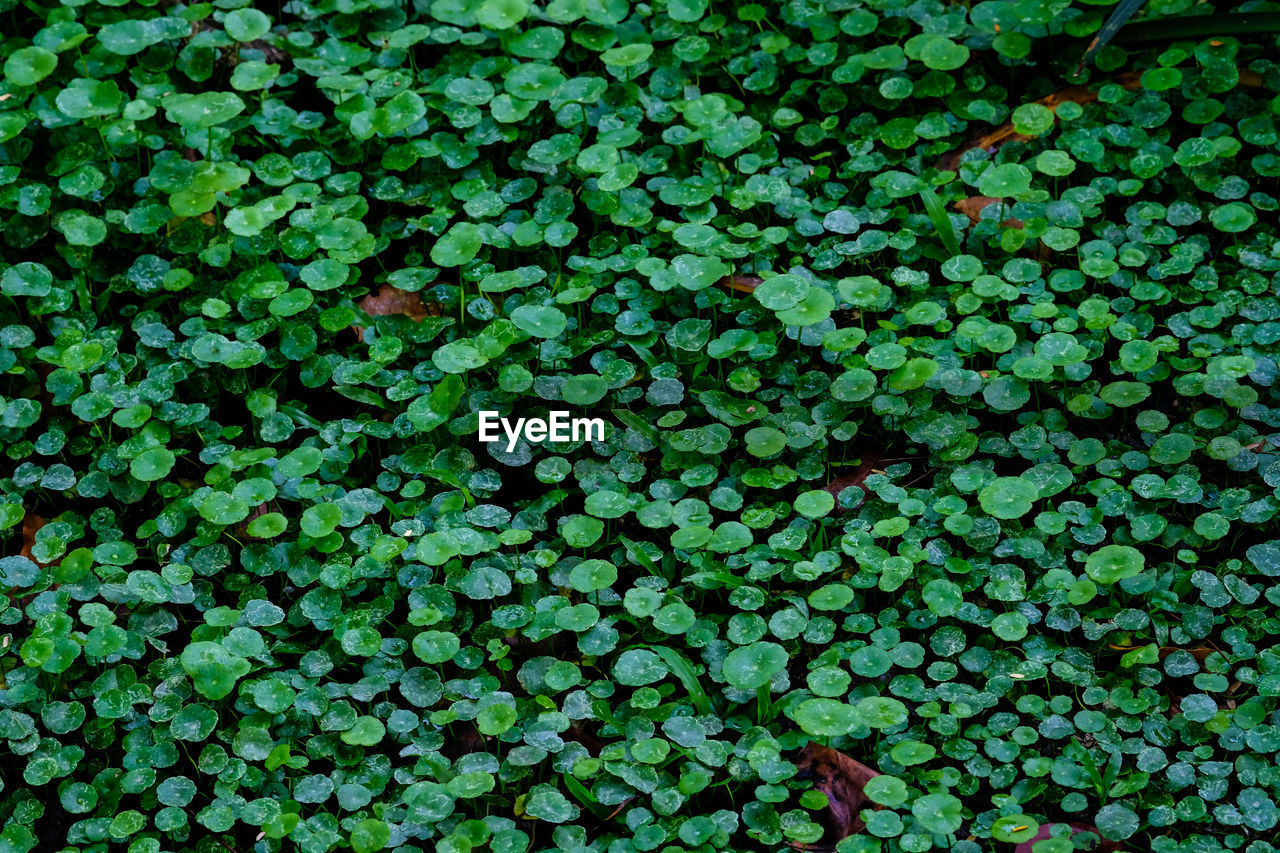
[4,0,1280,851]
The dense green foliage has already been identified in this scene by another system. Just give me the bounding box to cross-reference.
[4,0,1280,851]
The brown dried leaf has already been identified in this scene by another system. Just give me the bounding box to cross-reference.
[718,275,764,294]
[604,797,635,821]
[954,195,1000,224]
[19,513,51,569]
[791,742,881,850]
[953,196,1024,228]
[359,284,437,322]
[1158,645,1219,665]
[236,503,272,538]
[352,284,443,341]
[824,452,885,503]
[939,69,1260,173]
[938,73,1137,172]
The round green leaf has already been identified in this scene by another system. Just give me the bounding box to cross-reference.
[722,641,787,689]
[5,47,57,86]
[794,699,858,737]
[1085,544,1146,585]
[992,815,1040,843]
[978,477,1039,519]
[130,448,175,482]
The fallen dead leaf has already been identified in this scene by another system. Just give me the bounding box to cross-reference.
[358,283,438,322]
[939,71,1141,173]
[20,513,51,569]
[604,796,635,821]
[1158,645,1219,665]
[718,274,764,294]
[940,68,1263,233]
[941,69,1263,171]
[954,195,1024,227]
[791,742,881,851]
[824,452,885,504]
[352,284,443,341]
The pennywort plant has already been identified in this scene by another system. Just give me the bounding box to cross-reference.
[1,0,1280,852]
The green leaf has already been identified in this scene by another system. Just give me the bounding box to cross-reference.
[601,44,655,66]
[180,642,251,700]
[856,696,908,728]
[341,716,386,745]
[130,447,175,482]
[794,698,858,736]
[722,641,787,689]
[920,187,961,256]
[977,163,1033,198]
[300,503,342,537]
[431,222,484,266]
[1085,544,1146,585]
[224,8,272,41]
[163,92,246,128]
[412,630,460,663]
[2,263,53,297]
[0,504,24,531]
[992,815,1039,843]
[865,776,909,807]
[510,304,567,338]
[57,78,124,118]
[350,819,391,853]
[1095,804,1140,840]
[476,0,530,29]
[477,703,517,735]
[978,476,1039,519]
[246,512,288,538]
[794,489,835,519]
[4,47,57,86]
[912,792,964,834]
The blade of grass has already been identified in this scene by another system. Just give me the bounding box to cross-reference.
[614,409,658,444]
[1103,749,1123,794]
[919,187,961,257]
[1077,0,1149,74]
[1115,11,1280,43]
[562,773,611,820]
[1076,740,1107,802]
[619,535,666,580]
[527,488,568,516]
[648,644,713,716]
